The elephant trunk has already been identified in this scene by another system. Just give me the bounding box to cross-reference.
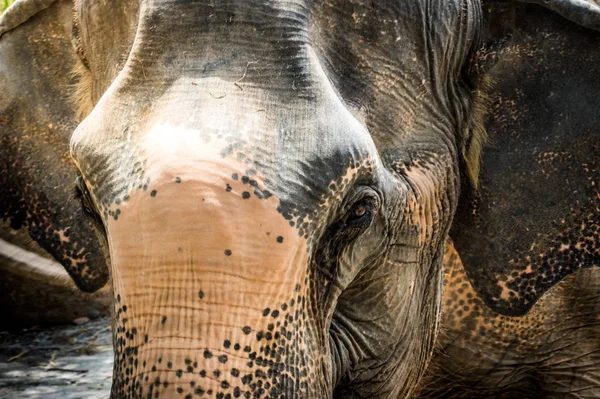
[104,159,328,398]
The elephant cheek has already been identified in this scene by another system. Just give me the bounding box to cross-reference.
[102,164,326,397]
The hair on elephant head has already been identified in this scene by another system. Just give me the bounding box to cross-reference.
[0,0,598,399]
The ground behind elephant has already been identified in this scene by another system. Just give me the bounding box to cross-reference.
[0,317,112,398]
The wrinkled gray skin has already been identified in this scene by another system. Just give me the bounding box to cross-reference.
[1,0,599,398]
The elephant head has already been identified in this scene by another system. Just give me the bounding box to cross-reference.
[1,0,598,398]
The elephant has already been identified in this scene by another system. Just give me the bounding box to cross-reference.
[0,0,111,328]
[414,4,600,398]
[0,0,598,398]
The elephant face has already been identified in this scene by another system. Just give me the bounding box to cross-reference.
[3,0,598,397]
[67,0,478,397]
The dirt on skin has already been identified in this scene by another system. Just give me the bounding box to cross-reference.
[0,317,113,399]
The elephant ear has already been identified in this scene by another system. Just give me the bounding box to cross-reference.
[451,0,600,316]
[0,0,108,292]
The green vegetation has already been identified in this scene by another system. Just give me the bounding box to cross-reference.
[1,0,16,14]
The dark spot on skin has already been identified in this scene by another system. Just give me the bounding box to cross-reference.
[276,236,284,243]
[175,177,181,183]
[150,190,157,197]
[176,370,183,378]
[242,191,251,199]
[224,339,231,348]
[271,310,279,318]
[177,387,183,393]
[242,326,251,334]
[231,173,238,180]
[161,316,167,324]
[224,249,232,256]
[198,290,205,299]
[263,308,270,317]
[234,343,240,350]
[226,184,232,192]
[204,349,213,359]
[167,361,173,369]
[218,354,228,363]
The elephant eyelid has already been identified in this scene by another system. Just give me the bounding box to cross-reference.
[340,185,381,217]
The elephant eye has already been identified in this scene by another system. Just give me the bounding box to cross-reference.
[345,198,378,229]
[75,176,97,216]
[352,204,367,218]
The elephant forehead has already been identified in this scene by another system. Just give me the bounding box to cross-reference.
[70,57,379,224]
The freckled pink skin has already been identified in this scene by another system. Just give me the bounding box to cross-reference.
[105,142,319,397]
